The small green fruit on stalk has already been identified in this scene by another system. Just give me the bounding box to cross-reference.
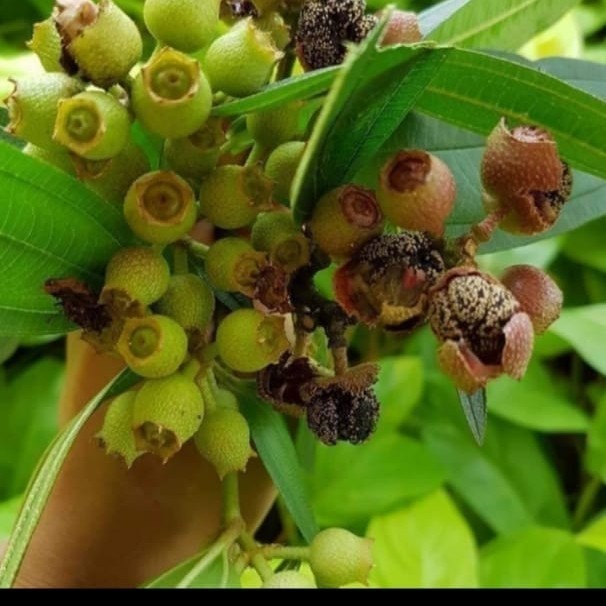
[204,18,283,97]
[124,171,198,245]
[102,247,170,307]
[144,0,221,53]
[117,315,188,379]
[5,73,83,151]
[132,48,212,139]
[265,141,305,204]
[54,0,142,87]
[132,373,204,461]
[54,90,131,160]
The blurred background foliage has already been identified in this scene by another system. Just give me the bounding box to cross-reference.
[0,0,606,589]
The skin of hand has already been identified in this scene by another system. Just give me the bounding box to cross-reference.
[6,333,277,588]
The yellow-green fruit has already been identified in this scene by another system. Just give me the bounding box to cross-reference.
[96,391,141,467]
[216,308,289,373]
[102,247,170,306]
[251,211,310,273]
[262,571,317,589]
[132,373,204,461]
[199,165,273,229]
[156,274,216,334]
[205,237,267,297]
[131,47,212,139]
[5,73,83,151]
[144,0,221,52]
[246,102,302,150]
[265,141,305,203]
[204,18,283,97]
[194,408,254,478]
[124,171,198,245]
[309,185,384,259]
[53,91,131,160]
[62,0,143,87]
[73,139,150,205]
[309,528,373,588]
[215,388,239,411]
[23,143,75,175]
[27,17,63,72]
[256,11,291,50]
[117,315,188,379]
[164,118,227,181]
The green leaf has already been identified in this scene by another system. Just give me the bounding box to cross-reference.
[238,386,318,543]
[457,388,487,445]
[145,551,240,588]
[585,395,606,482]
[374,356,424,433]
[0,141,132,338]
[309,434,445,528]
[563,219,606,273]
[414,49,606,180]
[422,375,569,534]
[480,526,586,588]
[550,305,606,375]
[427,0,580,51]
[368,489,478,588]
[212,67,339,118]
[487,360,589,433]
[578,515,606,554]
[0,370,128,588]
[418,0,473,37]
[0,358,63,500]
[0,497,21,542]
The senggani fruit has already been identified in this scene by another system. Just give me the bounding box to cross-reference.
[264,141,305,204]
[144,0,221,52]
[117,314,188,378]
[132,373,204,461]
[96,391,141,468]
[216,308,290,373]
[262,571,317,589]
[194,408,254,478]
[102,246,170,307]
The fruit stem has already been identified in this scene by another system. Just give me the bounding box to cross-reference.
[183,237,210,259]
[222,472,241,525]
[258,545,310,562]
[332,346,349,376]
[172,243,189,275]
[245,142,268,167]
[182,358,202,382]
[175,518,244,589]
[238,531,274,582]
[198,374,218,413]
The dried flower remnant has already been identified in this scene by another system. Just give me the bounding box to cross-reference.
[334,232,445,331]
[428,267,534,394]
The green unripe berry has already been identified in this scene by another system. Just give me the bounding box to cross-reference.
[53,91,131,160]
[132,373,204,461]
[215,388,239,411]
[194,408,254,478]
[204,18,283,97]
[251,211,310,273]
[156,274,216,335]
[59,0,143,87]
[216,309,290,373]
[309,185,384,260]
[144,0,221,53]
[72,138,150,205]
[27,17,63,72]
[102,247,170,307]
[164,118,227,181]
[96,391,141,468]
[117,314,188,379]
[246,102,302,150]
[132,48,212,139]
[265,141,305,204]
[124,171,198,245]
[309,528,373,588]
[205,237,267,297]
[23,143,75,175]
[199,165,273,229]
[262,571,317,589]
[5,73,83,151]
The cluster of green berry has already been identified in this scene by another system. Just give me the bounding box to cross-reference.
[3,0,573,587]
